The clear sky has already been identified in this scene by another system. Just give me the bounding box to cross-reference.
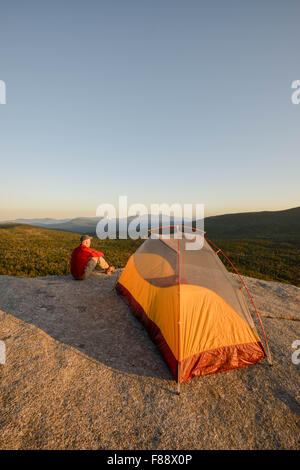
[0,0,299,219]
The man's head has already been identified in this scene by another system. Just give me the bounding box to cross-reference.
[80,235,93,248]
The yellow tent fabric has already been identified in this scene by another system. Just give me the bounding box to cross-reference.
[116,235,266,383]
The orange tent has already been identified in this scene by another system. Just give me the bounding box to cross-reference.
[116,230,270,386]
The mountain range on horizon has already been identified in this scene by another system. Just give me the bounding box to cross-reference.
[2,206,300,242]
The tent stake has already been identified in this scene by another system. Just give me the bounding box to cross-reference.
[266,344,273,366]
[177,363,181,395]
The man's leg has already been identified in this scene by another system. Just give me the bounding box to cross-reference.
[98,257,115,275]
[82,257,98,280]
[98,256,109,271]
[82,257,115,279]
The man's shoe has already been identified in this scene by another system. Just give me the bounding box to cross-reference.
[105,265,115,275]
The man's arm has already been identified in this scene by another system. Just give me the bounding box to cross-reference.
[86,247,104,258]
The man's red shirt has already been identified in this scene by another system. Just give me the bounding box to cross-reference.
[70,244,104,278]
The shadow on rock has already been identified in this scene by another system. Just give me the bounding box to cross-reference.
[0,273,173,381]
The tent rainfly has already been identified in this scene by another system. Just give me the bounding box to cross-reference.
[115,228,271,389]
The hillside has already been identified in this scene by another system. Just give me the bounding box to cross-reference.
[0,220,299,286]
[0,223,139,277]
[204,206,300,242]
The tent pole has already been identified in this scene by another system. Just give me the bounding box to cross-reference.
[177,227,181,395]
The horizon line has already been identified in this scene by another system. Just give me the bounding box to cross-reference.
[1,204,299,223]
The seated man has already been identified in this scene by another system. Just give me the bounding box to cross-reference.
[70,235,115,280]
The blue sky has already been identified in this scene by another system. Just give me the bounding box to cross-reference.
[0,0,299,219]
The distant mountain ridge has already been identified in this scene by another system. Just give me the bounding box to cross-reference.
[2,215,192,234]
[3,218,72,226]
[3,206,300,241]
[203,206,300,241]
